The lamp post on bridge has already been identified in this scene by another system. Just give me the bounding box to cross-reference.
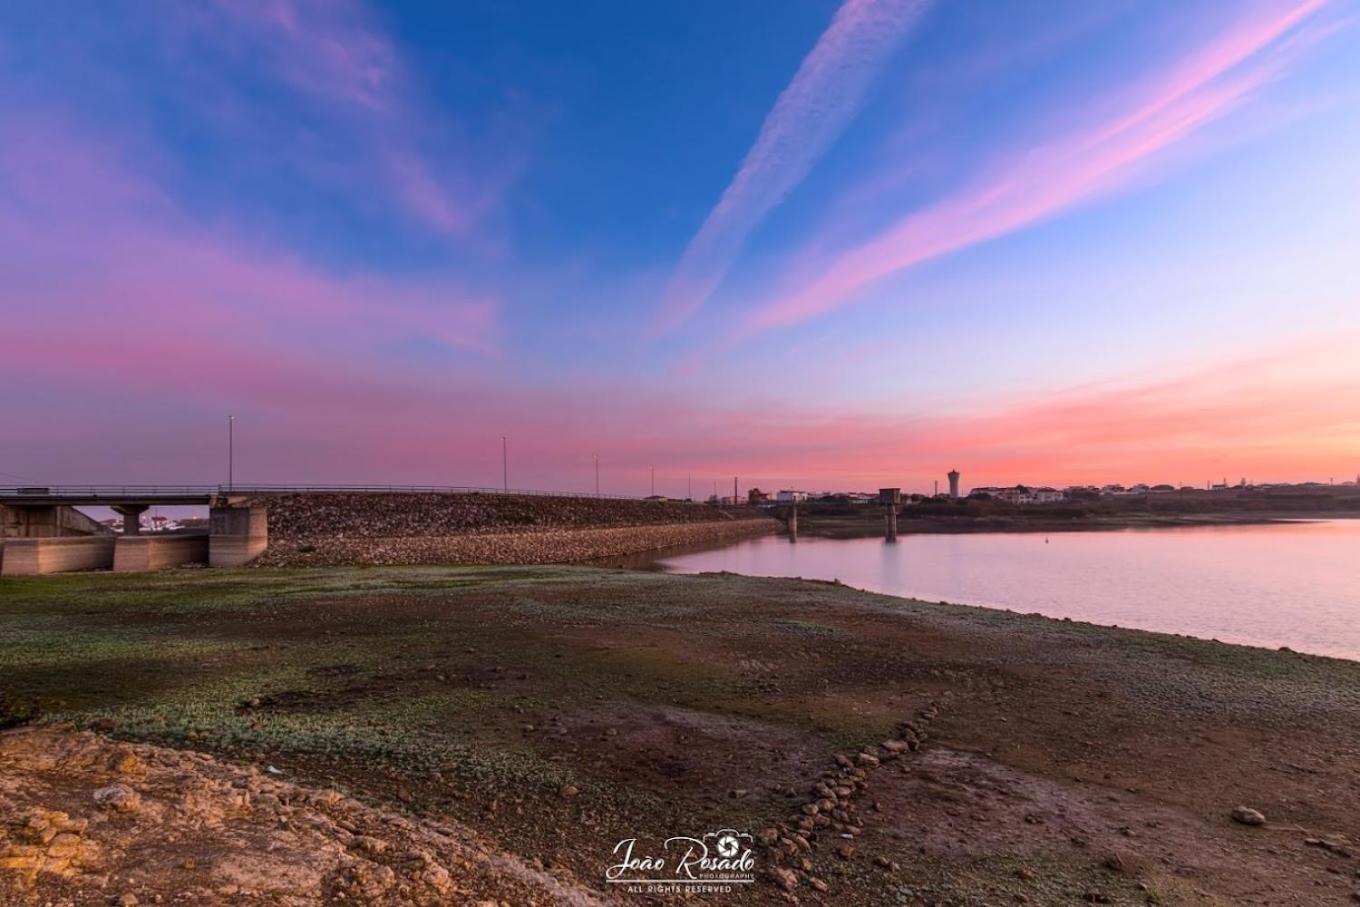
[228,414,235,492]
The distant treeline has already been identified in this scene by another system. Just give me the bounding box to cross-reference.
[803,486,1360,521]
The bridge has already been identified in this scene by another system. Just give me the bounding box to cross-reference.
[0,484,712,576]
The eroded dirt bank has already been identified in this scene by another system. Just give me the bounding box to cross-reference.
[2,567,1359,905]
[0,725,601,906]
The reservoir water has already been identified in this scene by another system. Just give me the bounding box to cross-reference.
[646,519,1360,661]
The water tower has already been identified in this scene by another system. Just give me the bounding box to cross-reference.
[948,469,960,499]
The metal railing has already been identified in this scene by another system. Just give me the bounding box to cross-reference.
[0,484,717,503]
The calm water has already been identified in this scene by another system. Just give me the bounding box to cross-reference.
[649,520,1360,661]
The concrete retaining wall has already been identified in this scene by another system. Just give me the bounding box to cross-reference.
[209,504,268,567]
[0,536,116,575]
[256,518,776,567]
[113,533,209,572]
[1,504,108,538]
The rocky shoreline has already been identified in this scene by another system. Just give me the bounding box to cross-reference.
[255,518,777,567]
[250,491,778,567]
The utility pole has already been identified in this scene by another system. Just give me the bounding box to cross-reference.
[228,414,235,491]
[501,436,508,492]
[687,473,692,502]
[594,454,600,497]
[733,476,738,505]
[650,466,655,497]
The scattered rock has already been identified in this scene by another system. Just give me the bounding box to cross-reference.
[110,751,141,775]
[770,866,798,891]
[93,783,141,814]
[1231,806,1266,826]
[1306,836,1353,857]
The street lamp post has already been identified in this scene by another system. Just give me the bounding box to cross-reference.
[501,436,508,492]
[594,454,600,497]
[650,466,655,497]
[228,415,236,491]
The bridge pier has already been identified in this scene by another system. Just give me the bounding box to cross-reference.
[112,504,148,535]
[209,501,268,567]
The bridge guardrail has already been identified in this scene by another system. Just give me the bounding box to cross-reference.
[0,484,720,503]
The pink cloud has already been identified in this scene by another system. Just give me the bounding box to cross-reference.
[181,0,518,239]
[0,114,501,358]
[653,0,932,334]
[208,0,398,111]
[744,0,1331,334]
[5,261,1356,492]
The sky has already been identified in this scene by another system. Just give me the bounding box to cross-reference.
[2,0,1358,496]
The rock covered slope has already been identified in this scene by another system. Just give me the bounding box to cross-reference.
[0,725,604,906]
[253,492,777,566]
[261,492,766,538]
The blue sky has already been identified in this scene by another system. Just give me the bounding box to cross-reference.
[2,0,1358,494]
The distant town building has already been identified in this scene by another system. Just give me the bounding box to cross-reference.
[747,488,770,505]
[970,485,1064,504]
[947,469,960,499]
[776,490,809,503]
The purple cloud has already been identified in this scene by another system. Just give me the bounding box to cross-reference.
[742,0,1332,333]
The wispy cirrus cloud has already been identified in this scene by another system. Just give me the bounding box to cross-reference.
[743,0,1332,334]
[652,0,931,334]
[0,113,500,357]
[207,0,397,111]
[175,0,523,240]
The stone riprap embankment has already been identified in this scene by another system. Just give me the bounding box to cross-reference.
[253,492,777,566]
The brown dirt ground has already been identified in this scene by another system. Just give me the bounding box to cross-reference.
[2,567,1359,906]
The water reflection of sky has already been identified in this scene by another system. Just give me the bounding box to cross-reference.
[652,521,1360,661]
